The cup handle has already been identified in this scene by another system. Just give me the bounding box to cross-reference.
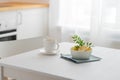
[55,43,59,50]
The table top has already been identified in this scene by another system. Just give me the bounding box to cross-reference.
[0,42,120,80]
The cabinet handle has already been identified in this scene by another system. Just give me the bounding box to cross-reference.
[17,11,22,25]
[0,24,1,28]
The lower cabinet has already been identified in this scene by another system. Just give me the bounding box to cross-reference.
[17,8,48,40]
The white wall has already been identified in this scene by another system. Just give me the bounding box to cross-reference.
[49,0,61,42]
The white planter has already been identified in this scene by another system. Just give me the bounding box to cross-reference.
[71,50,92,60]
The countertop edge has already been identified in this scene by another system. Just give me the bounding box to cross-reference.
[0,2,49,12]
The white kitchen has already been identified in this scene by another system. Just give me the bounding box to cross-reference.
[0,0,120,80]
[0,0,49,57]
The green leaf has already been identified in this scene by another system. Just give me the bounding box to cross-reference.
[72,34,93,48]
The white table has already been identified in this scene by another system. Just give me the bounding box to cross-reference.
[0,42,120,80]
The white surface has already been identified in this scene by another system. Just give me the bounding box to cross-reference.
[0,37,43,58]
[71,50,91,59]
[43,37,59,53]
[40,48,59,55]
[49,0,61,41]
[17,8,48,40]
[0,11,18,31]
[0,42,120,80]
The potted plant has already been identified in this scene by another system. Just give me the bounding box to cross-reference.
[71,35,92,59]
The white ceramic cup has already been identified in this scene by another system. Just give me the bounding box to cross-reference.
[43,37,59,54]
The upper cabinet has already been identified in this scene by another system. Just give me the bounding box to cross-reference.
[17,8,48,40]
[0,11,18,31]
[0,2,49,40]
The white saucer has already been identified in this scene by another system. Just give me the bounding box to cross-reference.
[40,49,59,55]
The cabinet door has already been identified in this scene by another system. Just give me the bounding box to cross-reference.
[0,11,18,31]
[17,8,48,40]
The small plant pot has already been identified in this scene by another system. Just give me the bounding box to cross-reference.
[71,50,92,60]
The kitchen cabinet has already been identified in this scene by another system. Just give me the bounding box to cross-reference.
[0,11,18,31]
[17,8,48,40]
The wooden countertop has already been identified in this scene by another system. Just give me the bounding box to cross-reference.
[0,2,49,12]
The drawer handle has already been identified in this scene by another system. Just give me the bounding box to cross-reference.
[17,11,22,25]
